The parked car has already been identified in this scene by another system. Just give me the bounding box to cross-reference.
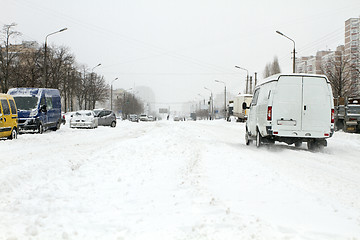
[0,93,18,140]
[246,73,334,150]
[128,114,139,122]
[8,88,62,133]
[93,109,117,127]
[148,115,154,121]
[70,110,98,129]
[139,114,149,121]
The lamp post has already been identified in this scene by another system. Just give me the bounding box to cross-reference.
[89,63,101,109]
[122,88,132,119]
[235,65,249,94]
[276,30,296,73]
[215,80,226,119]
[44,27,68,87]
[204,87,213,120]
[111,77,119,110]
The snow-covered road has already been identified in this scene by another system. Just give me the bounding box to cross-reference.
[1,120,360,240]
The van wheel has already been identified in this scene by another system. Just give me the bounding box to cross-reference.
[52,121,61,131]
[110,121,116,128]
[245,129,252,145]
[38,123,44,134]
[307,140,323,151]
[256,130,262,148]
[8,128,17,140]
[295,141,302,148]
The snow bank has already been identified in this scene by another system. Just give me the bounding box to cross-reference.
[1,120,359,239]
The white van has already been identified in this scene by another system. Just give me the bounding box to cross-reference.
[245,73,334,150]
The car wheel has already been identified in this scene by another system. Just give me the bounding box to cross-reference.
[8,128,17,140]
[256,129,262,148]
[110,121,116,128]
[38,123,44,134]
[295,141,302,148]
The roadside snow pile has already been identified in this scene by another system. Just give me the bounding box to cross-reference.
[1,120,360,239]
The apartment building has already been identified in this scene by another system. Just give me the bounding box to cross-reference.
[296,50,334,74]
[345,17,360,93]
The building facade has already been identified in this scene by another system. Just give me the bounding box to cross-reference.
[296,50,335,75]
[345,17,360,93]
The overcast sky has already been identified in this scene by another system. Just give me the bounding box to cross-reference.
[2,0,360,110]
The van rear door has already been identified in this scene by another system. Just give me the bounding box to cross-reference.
[272,76,303,131]
[302,76,332,132]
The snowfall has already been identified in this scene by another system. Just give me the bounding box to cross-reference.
[1,118,360,240]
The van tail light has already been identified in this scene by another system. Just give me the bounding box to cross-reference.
[267,106,272,121]
[331,109,334,123]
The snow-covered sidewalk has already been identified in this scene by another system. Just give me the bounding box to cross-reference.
[1,120,360,239]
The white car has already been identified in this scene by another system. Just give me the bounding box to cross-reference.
[70,110,98,129]
[139,114,149,121]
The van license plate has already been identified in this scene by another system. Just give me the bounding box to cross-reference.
[277,120,296,126]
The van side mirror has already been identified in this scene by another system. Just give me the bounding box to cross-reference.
[242,102,248,109]
[41,104,47,112]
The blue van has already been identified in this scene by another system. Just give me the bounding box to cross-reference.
[7,88,62,133]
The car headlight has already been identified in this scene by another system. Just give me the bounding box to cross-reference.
[29,108,38,117]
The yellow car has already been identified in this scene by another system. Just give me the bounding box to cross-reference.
[0,93,18,139]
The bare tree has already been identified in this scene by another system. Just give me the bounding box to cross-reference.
[263,56,281,78]
[0,23,21,92]
[115,92,144,116]
[321,55,354,98]
[263,64,271,78]
[12,45,43,87]
[47,45,74,89]
[89,75,109,109]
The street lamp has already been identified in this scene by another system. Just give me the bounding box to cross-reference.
[44,27,68,87]
[92,63,101,72]
[276,30,296,73]
[235,65,249,94]
[215,80,226,119]
[89,63,101,109]
[204,87,214,120]
[111,77,118,110]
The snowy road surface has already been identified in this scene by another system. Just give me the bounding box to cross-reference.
[1,120,360,240]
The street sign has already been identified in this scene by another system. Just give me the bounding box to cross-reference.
[159,108,168,114]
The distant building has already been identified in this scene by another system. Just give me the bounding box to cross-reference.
[296,49,338,75]
[296,17,360,95]
[345,17,360,93]
[7,41,39,55]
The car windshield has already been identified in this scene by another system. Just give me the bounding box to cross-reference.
[13,96,39,110]
[93,110,101,116]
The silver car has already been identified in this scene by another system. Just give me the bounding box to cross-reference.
[93,109,117,127]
